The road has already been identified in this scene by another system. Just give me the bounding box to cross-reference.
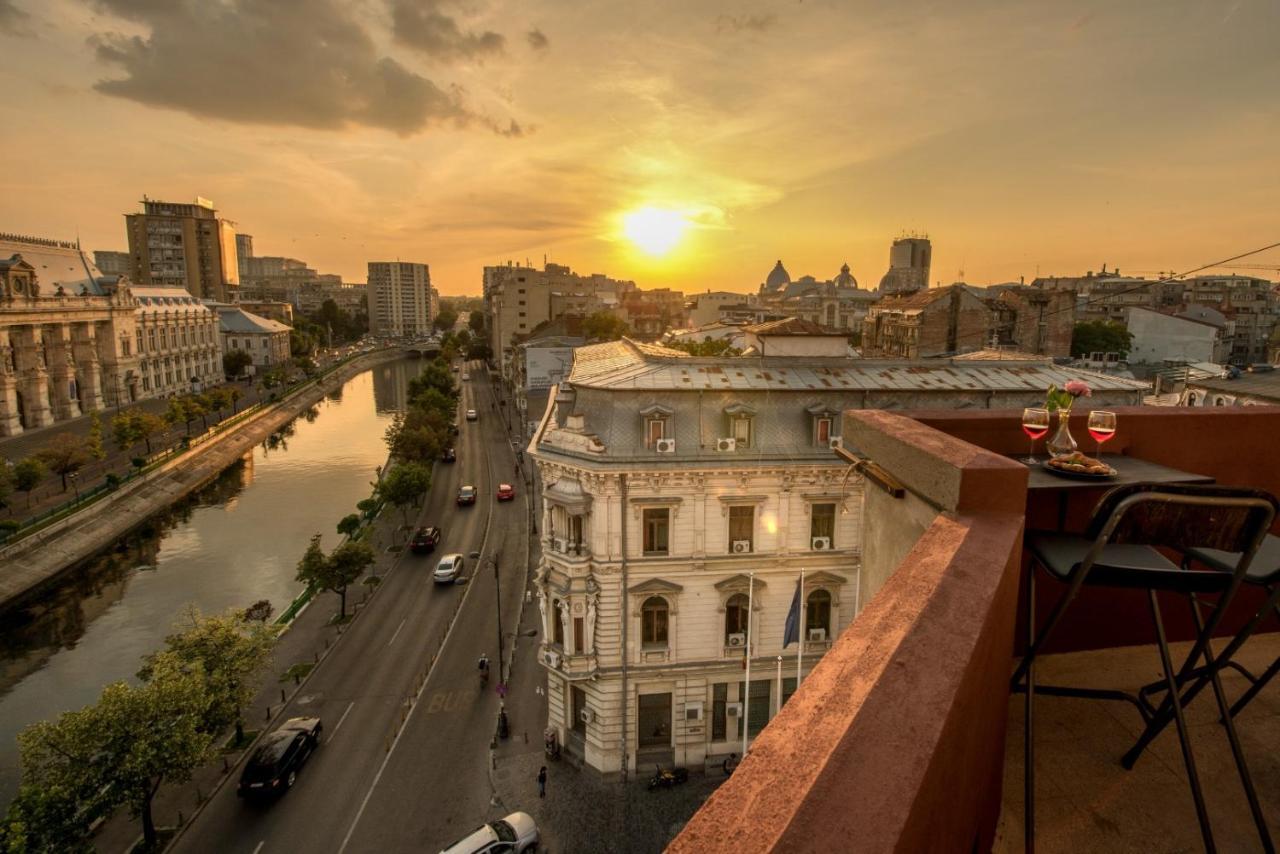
[173,360,534,854]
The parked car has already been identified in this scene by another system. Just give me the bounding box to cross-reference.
[434,553,464,584]
[441,447,457,463]
[466,408,478,421]
[440,812,539,854]
[237,717,323,800]
[457,485,477,505]
[411,526,442,554]
[496,483,516,501]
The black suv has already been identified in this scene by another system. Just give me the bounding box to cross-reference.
[237,717,323,800]
[441,448,457,463]
[411,526,442,554]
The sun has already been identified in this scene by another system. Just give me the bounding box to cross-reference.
[621,207,690,257]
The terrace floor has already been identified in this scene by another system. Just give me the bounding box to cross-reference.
[995,632,1280,853]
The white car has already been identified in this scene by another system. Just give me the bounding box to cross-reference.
[466,409,478,421]
[434,553,464,584]
[440,812,538,854]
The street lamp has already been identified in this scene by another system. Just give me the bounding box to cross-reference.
[491,555,505,683]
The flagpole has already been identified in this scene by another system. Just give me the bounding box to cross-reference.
[742,572,754,758]
[796,568,805,687]
[775,655,783,716]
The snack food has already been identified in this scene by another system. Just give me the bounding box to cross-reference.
[1046,451,1114,476]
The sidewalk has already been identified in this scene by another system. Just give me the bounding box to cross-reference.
[91,502,407,852]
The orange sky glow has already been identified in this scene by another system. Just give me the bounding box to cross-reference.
[1,0,1278,295]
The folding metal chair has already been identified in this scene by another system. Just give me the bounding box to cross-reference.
[1010,483,1278,853]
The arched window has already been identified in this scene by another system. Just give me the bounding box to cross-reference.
[806,590,832,636]
[724,593,750,643]
[641,597,669,647]
[552,598,565,646]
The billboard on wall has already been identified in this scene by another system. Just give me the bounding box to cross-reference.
[525,347,574,390]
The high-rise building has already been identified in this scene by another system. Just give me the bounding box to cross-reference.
[368,261,434,337]
[235,233,254,282]
[878,235,931,295]
[93,250,131,276]
[124,197,240,302]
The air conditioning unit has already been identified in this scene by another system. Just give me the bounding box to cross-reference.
[685,702,704,722]
[727,632,747,647]
[715,437,737,452]
[808,628,827,642]
[828,436,843,450]
[655,438,675,453]
[726,702,743,718]
[552,538,566,553]
[731,540,751,554]
[811,537,832,551]
[579,707,594,724]
[543,650,561,669]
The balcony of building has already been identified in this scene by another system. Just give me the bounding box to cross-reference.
[670,405,1280,853]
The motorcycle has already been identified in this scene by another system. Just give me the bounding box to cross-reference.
[647,765,689,791]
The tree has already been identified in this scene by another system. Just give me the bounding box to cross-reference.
[1071,320,1133,359]
[2,780,97,853]
[582,311,629,342]
[111,410,140,453]
[668,338,742,357]
[143,607,277,747]
[376,462,431,528]
[134,411,165,455]
[10,653,213,851]
[228,387,243,414]
[466,341,493,362]
[468,311,485,334]
[433,307,459,332]
[85,412,106,462]
[295,534,369,618]
[356,497,379,518]
[223,349,253,379]
[337,513,362,539]
[35,434,89,492]
[13,458,46,507]
[186,395,209,431]
[289,328,315,358]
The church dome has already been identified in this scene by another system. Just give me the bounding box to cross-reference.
[764,260,791,291]
[833,262,858,289]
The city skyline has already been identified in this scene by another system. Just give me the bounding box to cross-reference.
[2,0,1279,295]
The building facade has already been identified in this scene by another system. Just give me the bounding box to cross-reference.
[216,306,291,368]
[1127,307,1231,366]
[878,236,932,295]
[861,285,990,358]
[368,261,434,337]
[686,291,758,328]
[132,284,222,397]
[124,197,241,302]
[0,235,142,436]
[235,233,254,282]
[1180,275,1277,366]
[93,250,131,277]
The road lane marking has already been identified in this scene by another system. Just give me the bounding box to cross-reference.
[252,842,264,854]
[330,701,355,742]
[388,618,406,646]
[425,691,465,714]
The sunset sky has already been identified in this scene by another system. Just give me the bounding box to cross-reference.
[1,0,1278,295]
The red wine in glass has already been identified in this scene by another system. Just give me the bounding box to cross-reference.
[1023,424,1049,441]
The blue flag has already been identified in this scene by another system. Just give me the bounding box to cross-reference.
[783,577,802,647]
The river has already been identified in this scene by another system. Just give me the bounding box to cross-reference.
[0,358,428,804]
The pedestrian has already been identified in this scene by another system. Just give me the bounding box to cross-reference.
[537,766,547,798]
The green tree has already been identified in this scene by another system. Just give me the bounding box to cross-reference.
[0,464,12,510]
[186,394,209,431]
[356,497,379,518]
[328,539,376,595]
[11,653,213,851]
[1071,320,1133,359]
[376,462,432,528]
[468,311,485,334]
[85,412,106,462]
[433,307,459,331]
[143,607,277,746]
[289,328,315,358]
[668,338,742,357]
[223,349,253,379]
[295,534,370,618]
[582,311,629,342]
[35,434,89,492]
[228,387,244,414]
[337,513,362,539]
[13,458,46,507]
[1,779,97,853]
[134,411,165,455]
[111,410,141,453]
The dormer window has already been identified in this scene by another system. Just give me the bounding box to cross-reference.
[816,416,833,445]
[639,403,673,450]
[807,403,838,447]
[723,403,756,449]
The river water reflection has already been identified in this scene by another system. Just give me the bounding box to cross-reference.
[0,359,427,803]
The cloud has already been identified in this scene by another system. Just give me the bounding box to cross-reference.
[715,13,776,34]
[85,0,499,135]
[389,0,505,62]
[526,28,548,51]
[0,0,29,34]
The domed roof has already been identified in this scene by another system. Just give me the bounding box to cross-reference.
[834,262,858,289]
[764,259,791,291]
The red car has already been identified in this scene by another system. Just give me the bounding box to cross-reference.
[496,483,516,501]
[457,485,477,505]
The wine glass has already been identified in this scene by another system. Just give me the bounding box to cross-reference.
[1021,408,1050,464]
[1087,410,1116,457]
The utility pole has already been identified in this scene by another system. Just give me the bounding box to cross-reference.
[492,555,504,682]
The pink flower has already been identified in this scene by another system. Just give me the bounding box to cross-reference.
[1064,380,1092,398]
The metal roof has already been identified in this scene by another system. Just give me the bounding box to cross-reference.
[567,339,1148,393]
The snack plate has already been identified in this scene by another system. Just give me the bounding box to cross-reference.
[1042,460,1118,480]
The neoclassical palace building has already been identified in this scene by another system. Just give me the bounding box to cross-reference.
[0,235,143,437]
